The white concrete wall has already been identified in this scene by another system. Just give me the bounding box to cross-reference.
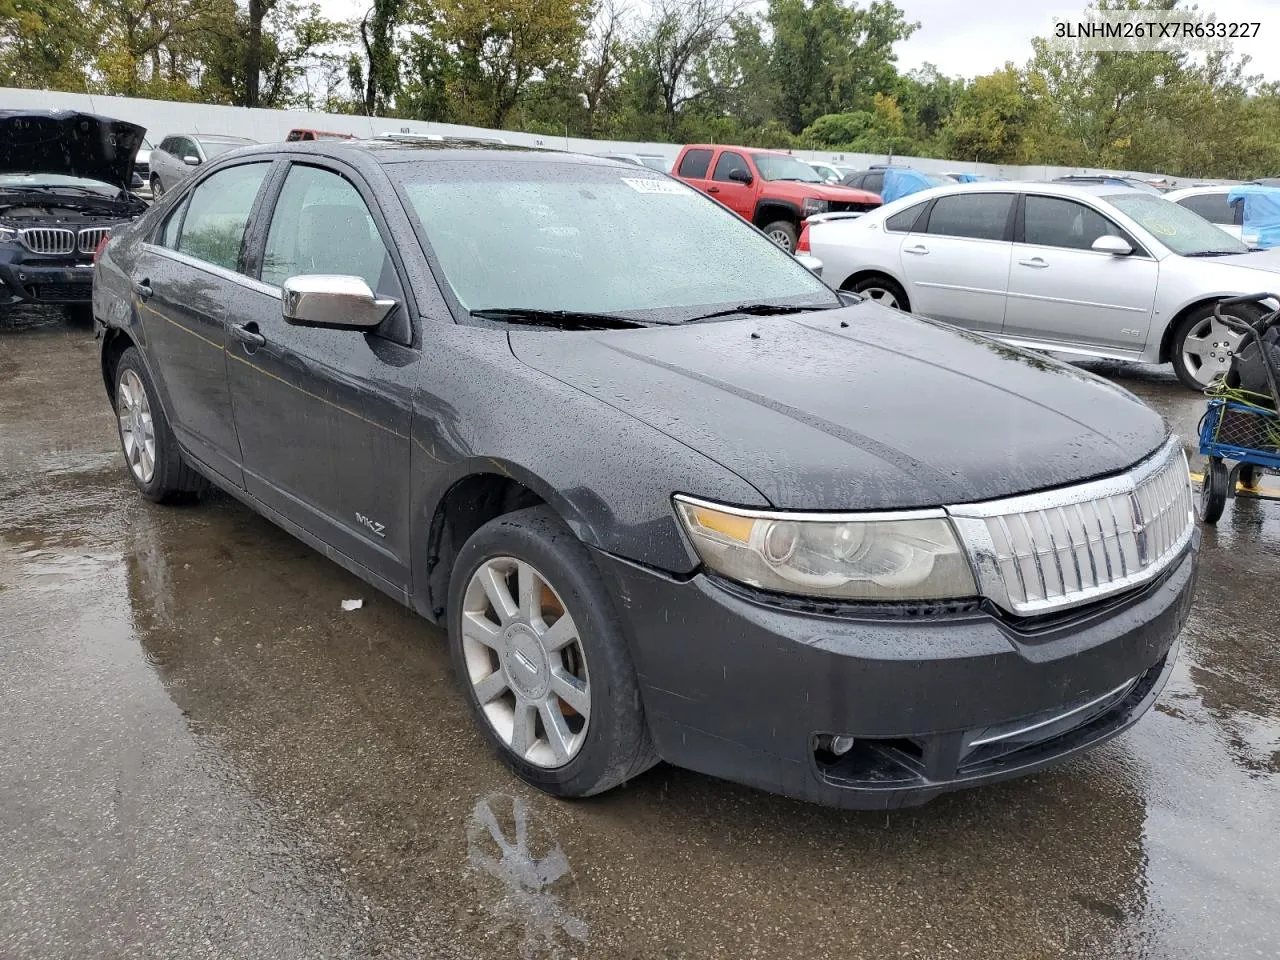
[0,86,1216,186]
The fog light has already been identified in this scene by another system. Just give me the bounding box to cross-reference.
[818,733,856,756]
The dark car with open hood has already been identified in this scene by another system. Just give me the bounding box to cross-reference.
[0,110,148,320]
[93,139,1199,809]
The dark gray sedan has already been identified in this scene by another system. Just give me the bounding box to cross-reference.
[93,140,1197,809]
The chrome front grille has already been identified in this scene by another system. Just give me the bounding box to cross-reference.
[948,439,1194,616]
[77,227,110,254]
[20,227,75,255]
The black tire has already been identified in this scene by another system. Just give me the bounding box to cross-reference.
[1237,463,1263,490]
[1199,458,1229,524]
[150,175,164,199]
[1171,301,1266,392]
[447,505,658,798]
[846,274,910,311]
[63,303,94,326]
[112,346,209,503]
[760,219,798,252]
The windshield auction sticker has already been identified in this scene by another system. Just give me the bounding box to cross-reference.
[621,178,689,195]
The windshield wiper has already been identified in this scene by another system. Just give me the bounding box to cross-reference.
[1183,250,1241,258]
[469,307,644,330]
[684,302,834,322]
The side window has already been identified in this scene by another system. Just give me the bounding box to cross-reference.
[677,149,713,179]
[157,196,188,248]
[885,201,928,233]
[173,137,194,160]
[175,162,270,272]
[924,193,1014,241]
[1177,192,1233,226]
[712,151,750,183]
[865,172,884,194]
[260,165,397,297]
[158,137,173,154]
[286,131,303,142]
[1023,196,1121,250]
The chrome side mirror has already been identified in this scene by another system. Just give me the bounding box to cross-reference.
[1092,235,1133,256]
[794,253,824,277]
[282,275,396,330]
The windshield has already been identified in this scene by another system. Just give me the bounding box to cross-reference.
[200,140,250,159]
[396,162,836,321]
[753,154,824,183]
[0,173,117,194]
[1106,192,1249,256]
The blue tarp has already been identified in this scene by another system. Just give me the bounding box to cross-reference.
[1228,185,1280,249]
[880,168,943,203]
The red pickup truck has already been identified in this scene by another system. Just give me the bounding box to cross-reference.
[671,144,880,251]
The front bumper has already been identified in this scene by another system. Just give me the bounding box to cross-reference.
[0,254,94,306]
[594,538,1197,809]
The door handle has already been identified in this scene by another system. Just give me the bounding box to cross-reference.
[904,244,929,255]
[707,186,720,194]
[1018,257,1049,268]
[135,279,153,300]
[231,321,266,350]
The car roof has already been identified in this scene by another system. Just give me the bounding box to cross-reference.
[219,138,621,168]
[191,134,256,143]
[868,179,1147,206]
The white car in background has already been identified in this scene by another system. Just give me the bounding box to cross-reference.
[804,180,1280,389]
[602,153,673,173]
[806,160,847,183]
[1164,185,1248,243]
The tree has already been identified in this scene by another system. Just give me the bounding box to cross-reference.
[767,0,917,133]
[426,0,591,129]
[579,0,629,136]
[940,65,1057,165]
[355,0,402,116]
[0,0,93,91]
[632,0,740,132]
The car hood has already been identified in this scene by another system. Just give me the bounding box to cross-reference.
[1198,248,1280,274]
[509,304,1169,510]
[0,110,145,190]
[768,180,880,204]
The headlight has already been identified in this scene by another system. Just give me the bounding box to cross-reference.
[0,226,17,242]
[802,197,829,217]
[674,496,977,602]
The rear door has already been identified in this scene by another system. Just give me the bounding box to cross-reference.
[707,150,754,219]
[133,160,274,485]
[1002,193,1158,354]
[897,191,1015,334]
[674,148,715,196]
[224,160,418,585]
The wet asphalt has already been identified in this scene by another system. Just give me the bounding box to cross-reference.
[2,308,1278,960]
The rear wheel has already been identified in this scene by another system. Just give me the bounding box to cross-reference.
[447,506,657,798]
[846,274,909,311]
[113,347,209,503]
[150,175,164,199]
[761,220,798,252]
[1199,458,1229,524]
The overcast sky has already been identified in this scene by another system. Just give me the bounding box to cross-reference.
[315,0,1280,83]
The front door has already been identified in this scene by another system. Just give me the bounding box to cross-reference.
[707,150,755,219]
[134,160,273,485]
[898,192,1015,334]
[674,147,715,197]
[1003,194,1159,354]
[225,161,417,585]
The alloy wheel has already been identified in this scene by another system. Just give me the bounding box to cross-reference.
[117,369,156,483]
[859,286,900,309]
[767,228,794,251]
[1182,314,1244,387]
[461,557,590,768]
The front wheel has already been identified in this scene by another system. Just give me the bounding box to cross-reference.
[760,220,798,252]
[447,506,657,798]
[1199,458,1229,524]
[150,175,164,199]
[1172,302,1264,391]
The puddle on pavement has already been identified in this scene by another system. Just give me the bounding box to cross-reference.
[3,322,1278,958]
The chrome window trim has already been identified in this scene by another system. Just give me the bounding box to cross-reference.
[141,243,282,299]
